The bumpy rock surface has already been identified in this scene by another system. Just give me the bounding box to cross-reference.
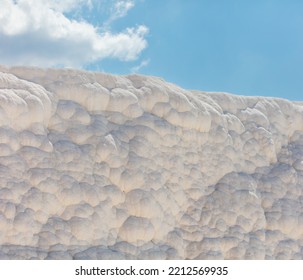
[0,65,303,259]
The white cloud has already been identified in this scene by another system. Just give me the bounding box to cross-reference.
[131,58,150,73]
[0,0,148,67]
[112,0,135,20]
[102,0,135,29]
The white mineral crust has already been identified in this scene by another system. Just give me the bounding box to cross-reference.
[0,65,303,259]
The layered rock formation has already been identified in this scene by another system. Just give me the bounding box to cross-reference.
[0,65,303,259]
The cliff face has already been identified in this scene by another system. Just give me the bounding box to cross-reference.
[0,65,303,259]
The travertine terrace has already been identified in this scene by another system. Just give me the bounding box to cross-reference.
[0,65,303,259]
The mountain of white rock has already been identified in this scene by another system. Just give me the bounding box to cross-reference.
[0,65,303,260]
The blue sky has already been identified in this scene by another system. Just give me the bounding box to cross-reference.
[0,0,302,100]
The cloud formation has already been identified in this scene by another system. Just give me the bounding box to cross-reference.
[0,0,148,67]
[131,58,150,72]
[112,0,135,20]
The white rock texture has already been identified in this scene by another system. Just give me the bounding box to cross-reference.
[0,65,303,259]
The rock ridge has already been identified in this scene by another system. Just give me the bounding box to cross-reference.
[0,65,303,259]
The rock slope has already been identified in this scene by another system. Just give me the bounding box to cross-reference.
[0,65,303,259]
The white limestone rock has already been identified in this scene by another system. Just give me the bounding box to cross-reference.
[0,65,303,259]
